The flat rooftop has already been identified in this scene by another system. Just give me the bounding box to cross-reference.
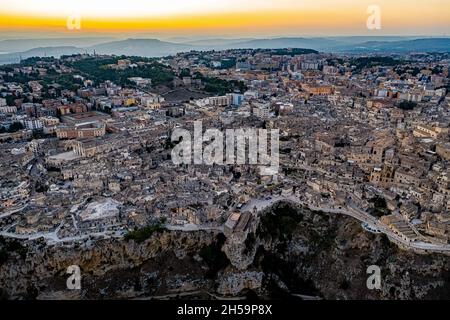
[47,151,81,162]
[61,111,110,124]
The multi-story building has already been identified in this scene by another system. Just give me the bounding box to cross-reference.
[56,122,106,139]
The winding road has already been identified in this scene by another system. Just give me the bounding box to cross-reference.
[242,195,450,254]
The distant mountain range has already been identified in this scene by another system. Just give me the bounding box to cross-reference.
[0,46,85,65]
[341,38,450,53]
[92,39,192,57]
[0,36,449,65]
[0,37,114,53]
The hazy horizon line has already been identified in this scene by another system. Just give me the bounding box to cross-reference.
[1,34,450,41]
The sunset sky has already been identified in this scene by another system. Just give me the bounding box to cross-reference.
[0,0,449,37]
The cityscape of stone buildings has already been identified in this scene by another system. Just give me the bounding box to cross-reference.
[0,49,450,253]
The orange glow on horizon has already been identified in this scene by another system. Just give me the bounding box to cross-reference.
[0,0,449,36]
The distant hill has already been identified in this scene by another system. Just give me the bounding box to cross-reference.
[166,36,450,53]
[339,38,450,53]
[0,37,114,53]
[0,37,449,65]
[89,38,193,57]
[0,46,85,65]
[176,38,256,46]
[222,37,341,51]
[326,36,421,45]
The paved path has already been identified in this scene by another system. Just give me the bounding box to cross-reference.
[0,203,28,219]
[0,228,124,245]
[2,194,450,253]
[242,195,450,254]
[165,223,223,232]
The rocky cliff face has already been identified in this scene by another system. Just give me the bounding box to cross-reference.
[239,202,450,299]
[1,202,450,300]
[0,231,218,299]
